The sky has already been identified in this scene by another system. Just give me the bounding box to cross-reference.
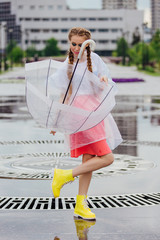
[66,0,151,26]
[66,0,150,10]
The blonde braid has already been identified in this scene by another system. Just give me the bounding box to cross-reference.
[68,48,74,64]
[86,46,96,96]
[86,46,93,72]
[66,49,74,101]
[67,49,74,80]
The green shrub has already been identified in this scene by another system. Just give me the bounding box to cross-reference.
[145,66,155,73]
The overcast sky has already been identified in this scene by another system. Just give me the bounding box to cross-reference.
[66,0,150,10]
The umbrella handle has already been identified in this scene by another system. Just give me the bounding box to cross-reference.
[78,39,96,59]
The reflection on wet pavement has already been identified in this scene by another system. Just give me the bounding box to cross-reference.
[74,218,96,240]
[53,218,96,240]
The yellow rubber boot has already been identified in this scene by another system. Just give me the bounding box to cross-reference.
[74,195,96,220]
[74,218,96,238]
[51,169,74,198]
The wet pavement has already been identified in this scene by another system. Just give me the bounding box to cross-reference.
[1,206,160,240]
[0,62,160,239]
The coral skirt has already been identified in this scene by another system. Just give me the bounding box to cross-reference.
[70,139,111,158]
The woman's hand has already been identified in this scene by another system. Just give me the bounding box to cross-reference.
[50,130,56,135]
[100,75,108,85]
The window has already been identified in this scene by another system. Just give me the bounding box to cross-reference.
[61,18,68,21]
[31,29,40,32]
[99,40,108,43]
[98,18,108,21]
[39,5,44,10]
[31,40,41,44]
[18,5,23,9]
[98,29,109,32]
[111,18,118,21]
[52,18,58,21]
[34,18,40,21]
[25,18,31,21]
[43,18,50,21]
[111,29,118,32]
[80,18,86,21]
[89,29,96,32]
[43,29,50,32]
[89,18,96,21]
[57,5,62,10]
[61,40,67,44]
[70,18,77,21]
[30,5,35,10]
[61,29,68,32]
[48,5,53,10]
[52,29,59,32]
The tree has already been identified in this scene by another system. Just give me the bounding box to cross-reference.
[128,42,156,68]
[11,46,24,63]
[26,46,38,57]
[6,40,17,56]
[44,38,60,56]
[116,37,129,65]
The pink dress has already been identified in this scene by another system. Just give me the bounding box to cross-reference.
[70,94,112,158]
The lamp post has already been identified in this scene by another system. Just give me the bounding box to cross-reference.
[142,22,148,70]
[0,23,2,71]
[122,31,129,65]
[0,22,7,71]
[25,29,29,62]
[8,28,13,69]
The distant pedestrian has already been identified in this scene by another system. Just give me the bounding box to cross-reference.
[34,54,38,62]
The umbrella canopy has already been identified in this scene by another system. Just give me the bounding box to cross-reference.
[25,58,117,135]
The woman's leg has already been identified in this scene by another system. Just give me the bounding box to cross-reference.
[74,153,113,220]
[78,154,94,195]
[51,152,114,201]
[73,153,114,178]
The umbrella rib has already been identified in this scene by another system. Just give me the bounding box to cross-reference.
[62,59,79,104]
[46,58,52,96]
[69,66,87,106]
[94,85,114,111]
[73,85,114,133]
[46,99,54,128]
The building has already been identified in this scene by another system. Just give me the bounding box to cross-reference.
[0,0,143,55]
[102,0,137,9]
[0,1,21,45]
[151,0,160,32]
[0,22,6,55]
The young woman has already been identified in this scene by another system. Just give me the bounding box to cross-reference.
[50,27,122,220]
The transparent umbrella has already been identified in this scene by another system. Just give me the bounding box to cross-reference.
[25,40,122,150]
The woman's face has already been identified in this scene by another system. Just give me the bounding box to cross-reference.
[70,35,86,57]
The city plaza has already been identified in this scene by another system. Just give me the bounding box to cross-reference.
[0,59,160,239]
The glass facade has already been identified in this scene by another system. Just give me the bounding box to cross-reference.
[0,2,21,44]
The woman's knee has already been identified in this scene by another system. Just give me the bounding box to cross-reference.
[102,153,114,166]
